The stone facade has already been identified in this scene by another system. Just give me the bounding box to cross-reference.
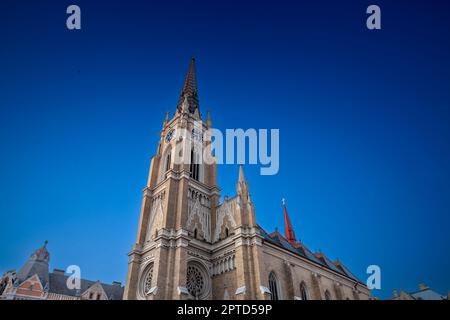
[123,58,371,300]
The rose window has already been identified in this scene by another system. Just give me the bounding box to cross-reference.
[186,265,205,298]
[144,265,153,295]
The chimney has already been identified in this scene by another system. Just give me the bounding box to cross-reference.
[418,283,428,291]
[53,268,65,276]
[112,281,122,287]
[392,290,398,298]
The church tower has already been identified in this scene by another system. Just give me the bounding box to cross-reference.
[123,58,221,300]
[124,58,268,300]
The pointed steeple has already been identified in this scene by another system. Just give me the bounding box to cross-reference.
[176,57,200,115]
[282,199,297,245]
[17,241,50,286]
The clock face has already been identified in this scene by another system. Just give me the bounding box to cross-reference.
[165,129,175,142]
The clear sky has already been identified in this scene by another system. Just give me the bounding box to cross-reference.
[1,0,449,299]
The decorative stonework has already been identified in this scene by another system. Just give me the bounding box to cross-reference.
[212,254,236,276]
[213,197,237,242]
[187,187,211,242]
[145,191,165,241]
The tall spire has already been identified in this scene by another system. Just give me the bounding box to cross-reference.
[282,199,297,245]
[176,57,200,115]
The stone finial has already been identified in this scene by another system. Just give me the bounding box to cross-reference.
[393,289,398,297]
[206,110,211,127]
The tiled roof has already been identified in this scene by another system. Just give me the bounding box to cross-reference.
[410,288,445,300]
[258,225,364,284]
[48,272,124,300]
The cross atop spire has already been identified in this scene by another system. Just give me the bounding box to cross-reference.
[177,57,200,115]
[283,199,297,245]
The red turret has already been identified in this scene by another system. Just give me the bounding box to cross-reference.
[283,199,297,245]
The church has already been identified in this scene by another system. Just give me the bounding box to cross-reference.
[123,58,371,300]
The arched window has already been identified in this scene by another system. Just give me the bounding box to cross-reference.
[165,152,171,173]
[300,282,308,300]
[193,228,198,239]
[141,263,154,297]
[324,290,332,300]
[190,149,200,181]
[225,227,229,238]
[159,148,172,182]
[268,272,279,300]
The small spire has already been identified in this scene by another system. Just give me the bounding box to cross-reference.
[164,111,170,122]
[206,110,212,127]
[238,165,247,184]
[283,199,297,245]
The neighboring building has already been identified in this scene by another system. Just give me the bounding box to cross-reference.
[390,283,448,300]
[0,241,124,300]
[123,58,371,300]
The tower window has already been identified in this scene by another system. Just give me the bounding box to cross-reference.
[165,152,171,173]
[325,290,332,300]
[193,228,198,239]
[190,149,200,181]
[225,227,229,238]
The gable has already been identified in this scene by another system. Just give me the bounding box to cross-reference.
[81,282,108,300]
[16,274,46,298]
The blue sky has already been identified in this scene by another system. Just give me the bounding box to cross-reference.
[0,0,449,299]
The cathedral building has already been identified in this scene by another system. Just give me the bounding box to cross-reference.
[123,58,371,300]
[0,242,124,300]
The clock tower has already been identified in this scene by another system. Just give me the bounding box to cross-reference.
[123,58,220,300]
